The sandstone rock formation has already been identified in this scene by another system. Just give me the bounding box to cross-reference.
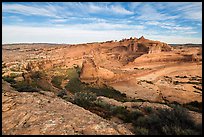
[80,58,98,83]
[80,57,115,83]
[110,36,172,62]
[2,80,133,135]
[125,36,172,54]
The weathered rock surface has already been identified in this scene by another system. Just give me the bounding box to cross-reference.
[80,58,115,83]
[2,80,133,135]
[117,36,172,54]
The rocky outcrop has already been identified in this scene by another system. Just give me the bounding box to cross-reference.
[80,58,115,83]
[2,80,133,135]
[127,42,139,52]
[23,60,53,72]
[79,58,99,83]
[113,36,172,55]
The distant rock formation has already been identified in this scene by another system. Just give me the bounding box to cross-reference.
[80,58,98,82]
[132,36,172,53]
[113,36,172,54]
[80,57,114,84]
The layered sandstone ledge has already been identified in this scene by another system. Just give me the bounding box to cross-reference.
[2,80,133,135]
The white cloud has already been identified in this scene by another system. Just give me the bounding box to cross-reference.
[2,2,134,20]
[2,2,201,45]
[128,2,141,11]
[88,3,104,12]
[164,2,202,21]
[110,5,134,15]
[51,19,67,23]
[69,22,144,30]
[2,3,62,18]
[146,35,202,44]
[86,3,134,15]
[145,21,196,35]
[2,25,138,44]
[136,4,179,21]
[2,15,23,22]
[2,25,201,44]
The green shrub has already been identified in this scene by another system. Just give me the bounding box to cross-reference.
[10,73,19,78]
[12,81,39,92]
[129,109,144,120]
[85,86,127,102]
[73,91,97,108]
[65,77,82,93]
[57,89,67,98]
[135,116,147,127]
[66,68,79,79]
[94,99,111,110]
[161,125,200,135]
[34,79,53,91]
[110,106,128,115]
[74,65,81,76]
[133,105,201,135]
[31,71,45,79]
[135,127,149,135]
[144,106,153,113]
[3,76,16,84]
[184,101,202,113]
[51,76,64,89]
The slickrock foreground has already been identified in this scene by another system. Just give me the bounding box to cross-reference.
[2,80,133,135]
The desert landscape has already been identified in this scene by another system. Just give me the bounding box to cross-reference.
[2,36,202,135]
[2,2,202,135]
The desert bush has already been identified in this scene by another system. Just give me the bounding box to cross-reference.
[10,67,17,71]
[144,106,153,113]
[51,76,64,89]
[133,105,201,135]
[74,65,81,76]
[65,77,83,93]
[120,109,144,123]
[135,116,147,127]
[85,86,127,102]
[33,79,53,91]
[3,76,16,84]
[110,106,128,115]
[31,71,45,79]
[10,72,20,78]
[57,89,67,98]
[183,101,202,113]
[73,91,97,108]
[13,81,39,92]
[66,68,79,79]
[134,127,149,135]
[130,109,144,119]
[65,77,127,102]
[94,99,111,110]
[161,125,200,135]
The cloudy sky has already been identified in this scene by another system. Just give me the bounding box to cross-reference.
[2,2,202,44]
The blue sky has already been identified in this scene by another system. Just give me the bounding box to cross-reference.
[2,2,202,44]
